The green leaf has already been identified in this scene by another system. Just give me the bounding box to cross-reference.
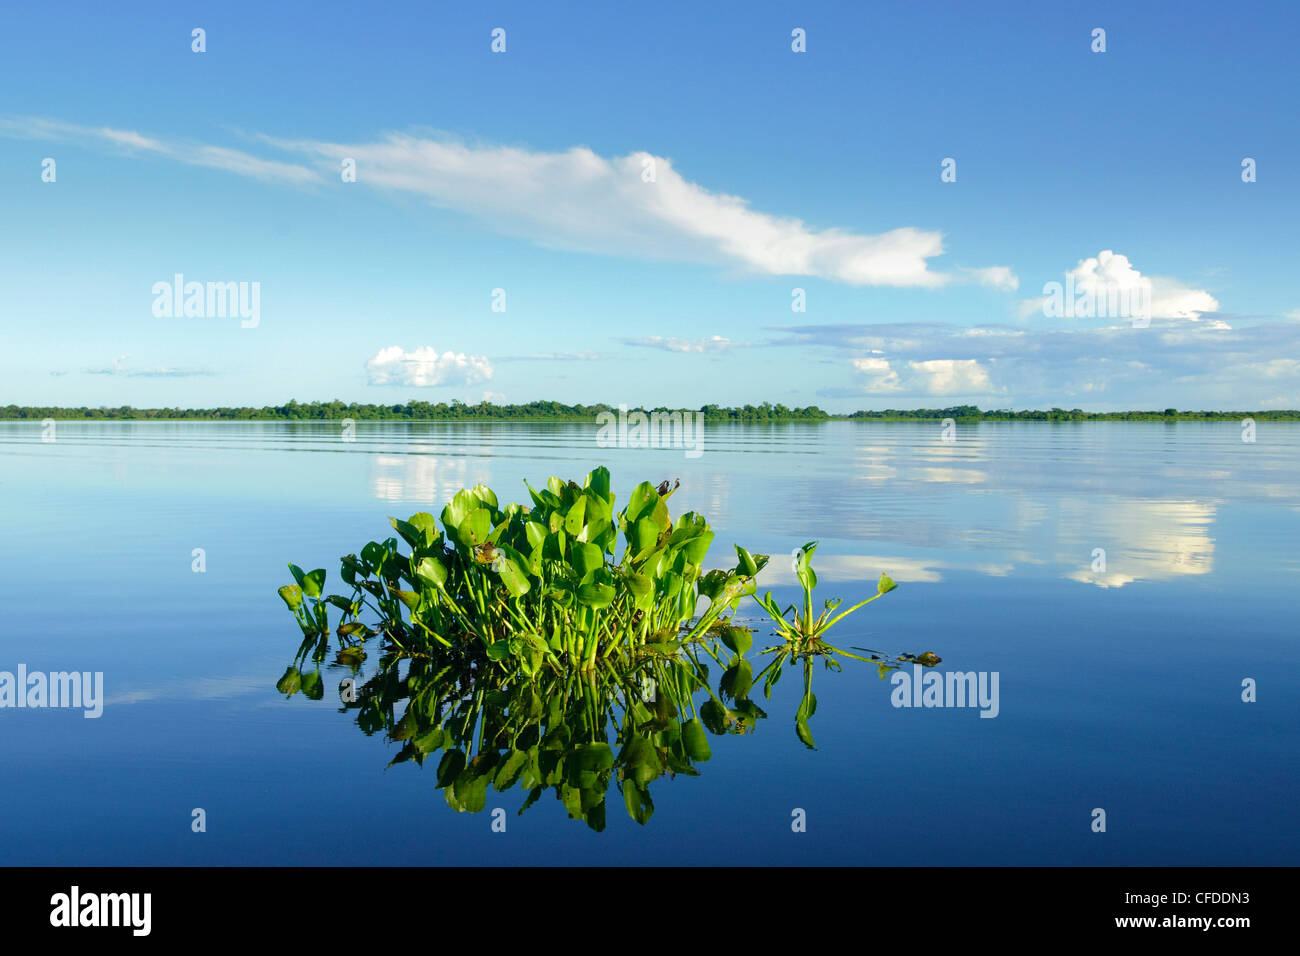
[631,516,659,555]
[572,742,615,772]
[878,572,898,594]
[277,585,303,611]
[407,511,440,545]
[734,545,759,577]
[573,542,604,578]
[437,750,466,788]
[699,699,728,735]
[624,572,654,611]
[720,659,753,701]
[451,770,488,813]
[495,546,532,598]
[626,481,656,523]
[339,554,362,586]
[301,568,326,599]
[698,569,729,601]
[360,541,386,572]
[623,738,662,789]
[441,489,477,531]
[795,716,817,750]
[543,529,567,561]
[682,530,714,565]
[523,520,548,551]
[584,466,611,502]
[797,690,818,721]
[563,495,587,536]
[300,671,324,700]
[486,640,511,661]
[460,509,491,547]
[275,666,301,696]
[413,555,448,589]
[794,542,818,594]
[391,589,420,611]
[494,750,530,791]
[681,718,711,761]
[471,483,498,510]
[413,727,446,755]
[577,581,615,609]
[623,780,654,825]
[718,624,753,657]
[335,642,366,663]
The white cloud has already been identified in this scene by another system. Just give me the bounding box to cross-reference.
[907,358,993,394]
[626,334,746,353]
[1023,250,1220,323]
[962,265,1020,291]
[278,135,960,286]
[1,117,1014,287]
[365,346,493,387]
[851,356,902,392]
[83,354,210,377]
[0,117,317,184]
[850,355,994,396]
[788,317,1300,409]
[756,555,944,585]
[1254,358,1300,379]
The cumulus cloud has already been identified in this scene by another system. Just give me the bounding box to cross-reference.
[1022,250,1220,324]
[851,357,902,392]
[777,318,1300,409]
[909,358,993,394]
[851,355,993,396]
[365,346,493,387]
[0,117,1012,286]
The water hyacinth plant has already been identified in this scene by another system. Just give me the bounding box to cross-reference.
[277,468,769,675]
[275,470,940,814]
[746,541,908,748]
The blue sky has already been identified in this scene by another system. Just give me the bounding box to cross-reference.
[1,0,1297,411]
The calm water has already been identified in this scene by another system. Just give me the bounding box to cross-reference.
[1,420,1296,865]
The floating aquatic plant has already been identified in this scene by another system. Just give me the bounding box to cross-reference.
[275,470,941,818]
[276,468,768,673]
[749,540,904,747]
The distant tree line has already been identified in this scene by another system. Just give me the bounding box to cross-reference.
[845,405,1300,421]
[2,400,1296,421]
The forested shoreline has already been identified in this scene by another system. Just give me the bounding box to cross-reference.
[3,400,1297,422]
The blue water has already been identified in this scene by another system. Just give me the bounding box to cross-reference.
[1,420,1295,864]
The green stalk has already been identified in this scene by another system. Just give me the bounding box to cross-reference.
[819,590,888,632]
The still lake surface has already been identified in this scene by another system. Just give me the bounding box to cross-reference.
[1,420,1296,865]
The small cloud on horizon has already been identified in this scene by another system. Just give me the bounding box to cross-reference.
[365,345,493,387]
